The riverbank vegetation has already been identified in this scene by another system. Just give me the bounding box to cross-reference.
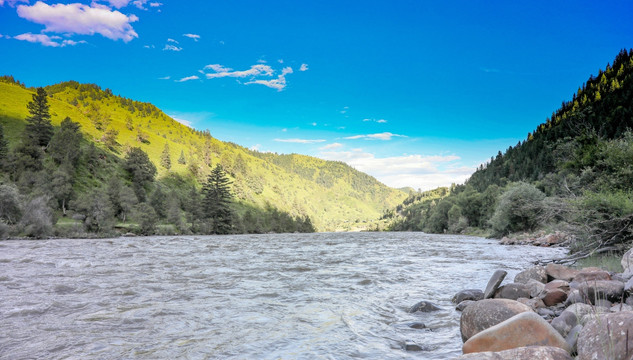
[386,49,633,259]
[0,76,406,238]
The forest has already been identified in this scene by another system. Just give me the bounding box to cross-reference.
[386,49,633,259]
[0,76,405,238]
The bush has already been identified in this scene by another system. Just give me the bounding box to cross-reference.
[489,182,546,236]
[133,202,157,235]
[19,196,53,239]
[0,184,22,224]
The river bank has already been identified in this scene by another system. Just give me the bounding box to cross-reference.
[449,247,633,359]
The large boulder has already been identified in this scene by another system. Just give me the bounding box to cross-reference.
[493,283,531,300]
[622,247,633,271]
[460,299,532,342]
[462,311,571,354]
[514,266,547,284]
[546,263,579,282]
[453,289,484,304]
[542,288,568,307]
[525,279,546,298]
[545,279,570,292]
[484,270,507,299]
[577,280,625,304]
[551,310,579,337]
[517,297,545,310]
[453,346,573,359]
[571,268,611,286]
[577,311,633,360]
[456,300,475,312]
[625,277,633,294]
[409,300,441,313]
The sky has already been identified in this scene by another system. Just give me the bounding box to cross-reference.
[1,1,633,191]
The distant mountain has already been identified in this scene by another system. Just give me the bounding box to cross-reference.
[0,77,406,232]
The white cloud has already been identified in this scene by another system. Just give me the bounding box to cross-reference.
[158,75,170,80]
[319,143,343,150]
[278,59,284,64]
[183,33,200,41]
[250,144,262,151]
[14,32,85,47]
[167,38,178,43]
[0,0,28,7]
[17,1,138,42]
[103,0,129,8]
[170,116,193,127]
[363,118,387,123]
[274,138,326,144]
[205,64,274,79]
[319,149,471,190]
[175,75,199,82]
[149,2,161,7]
[246,66,293,91]
[163,44,182,51]
[300,63,308,71]
[343,132,406,141]
[143,44,154,48]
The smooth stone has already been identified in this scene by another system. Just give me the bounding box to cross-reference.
[456,300,475,312]
[460,299,532,342]
[493,283,531,300]
[622,247,633,270]
[453,289,484,304]
[407,322,426,329]
[625,276,633,293]
[526,278,546,297]
[546,263,579,282]
[564,289,588,306]
[577,280,625,303]
[571,268,612,286]
[404,343,425,351]
[577,311,633,360]
[538,307,556,318]
[517,297,545,310]
[453,346,573,359]
[484,270,507,299]
[594,299,613,308]
[542,288,568,306]
[545,279,570,292]
[611,303,633,312]
[409,300,441,313]
[514,266,547,284]
[551,310,579,337]
[565,324,583,355]
[462,311,571,354]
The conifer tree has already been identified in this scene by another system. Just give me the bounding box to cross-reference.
[202,164,233,234]
[24,87,54,146]
[178,149,186,165]
[160,143,171,170]
[0,123,7,163]
[48,117,82,166]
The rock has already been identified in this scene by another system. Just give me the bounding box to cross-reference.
[571,267,612,285]
[551,310,579,337]
[462,311,571,354]
[404,343,425,351]
[542,288,568,306]
[409,300,441,313]
[456,300,475,312]
[577,311,633,360]
[453,346,573,359]
[594,299,613,308]
[577,280,625,303]
[484,270,507,299]
[526,279,546,297]
[493,283,531,300]
[514,266,547,284]
[538,307,557,318]
[546,263,579,282]
[460,299,532,342]
[622,267,633,281]
[565,324,582,355]
[517,297,545,310]
[545,279,571,292]
[565,303,603,326]
[453,289,484,304]
[622,247,633,270]
[565,290,588,306]
[611,303,633,312]
[407,322,426,329]
[625,276,633,293]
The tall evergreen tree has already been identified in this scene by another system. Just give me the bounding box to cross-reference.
[0,123,8,164]
[48,117,82,166]
[160,143,171,170]
[202,164,233,234]
[24,87,54,146]
[178,149,186,165]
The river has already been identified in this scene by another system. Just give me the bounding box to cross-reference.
[0,232,566,359]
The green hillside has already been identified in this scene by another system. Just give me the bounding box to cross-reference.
[0,77,406,234]
[387,49,633,257]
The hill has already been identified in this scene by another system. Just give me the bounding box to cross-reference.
[386,49,633,257]
[0,76,406,235]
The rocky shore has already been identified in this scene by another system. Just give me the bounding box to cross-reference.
[447,247,633,359]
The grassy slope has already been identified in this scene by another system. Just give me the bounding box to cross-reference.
[0,81,406,231]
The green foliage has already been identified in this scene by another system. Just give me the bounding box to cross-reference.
[0,184,22,224]
[19,196,53,239]
[48,117,82,165]
[24,87,54,146]
[160,143,171,170]
[202,164,234,234]
[0,123,7,163]
[177,149,186,165]
[133,202,158,235]
[73,188,114,233]
[489,182,546,236]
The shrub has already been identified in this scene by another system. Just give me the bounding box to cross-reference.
[19,196,53,239]
[489,182,546,236]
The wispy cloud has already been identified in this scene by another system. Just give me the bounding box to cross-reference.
[158,75,170,80]
[300,63,309,71]
[274,138,326,144]
[343,132,406,141]
[183,33,200,41]
[163,44,182,51]
[319,143,343,150]
[204,64,273,79]
[245,66,292,91]
[319,149,470,190]
[175,75,199,82]
[14,33,86,47]
[17,2,139,42]
[0,0,28,7]
[167,38,179,43]
[169,116,193,127]
[363,118,387,123]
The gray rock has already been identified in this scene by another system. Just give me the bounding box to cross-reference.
[546,263,579,282]
[459,298,532,342]
[577,311,633,360]
[407,322,426,329]
[594,299,613,308]
[621,247,633,271]
[484,270,507,299]
[538,307,556,319]
[551,310,578,337]
[404,343,424,351]
[625,276,633,293]
[565,324,582,355]
[409,300,441,313]
[517,297,545,310]
[526,278,546,297]
[514,266,547,284]
[453,289,484,304]
[456,300,475,312]
[571,268,611,286]
[610,303,633,312]
[577,280,624,303]
[453,346,573,359]
[564,289,587,306]
[493,283,531,300]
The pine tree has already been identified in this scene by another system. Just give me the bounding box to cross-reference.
[160,143,171,170]
[24,87,54,146]
[0,123,8,163]
[48,117,82,166]
[202,164,233,234]
[178,149,186,165]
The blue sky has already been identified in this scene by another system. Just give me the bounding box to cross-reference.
[1,1,632,190]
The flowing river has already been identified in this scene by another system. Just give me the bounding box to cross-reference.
[0,232,566,359]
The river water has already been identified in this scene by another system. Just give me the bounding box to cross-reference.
[0,232,566,359]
